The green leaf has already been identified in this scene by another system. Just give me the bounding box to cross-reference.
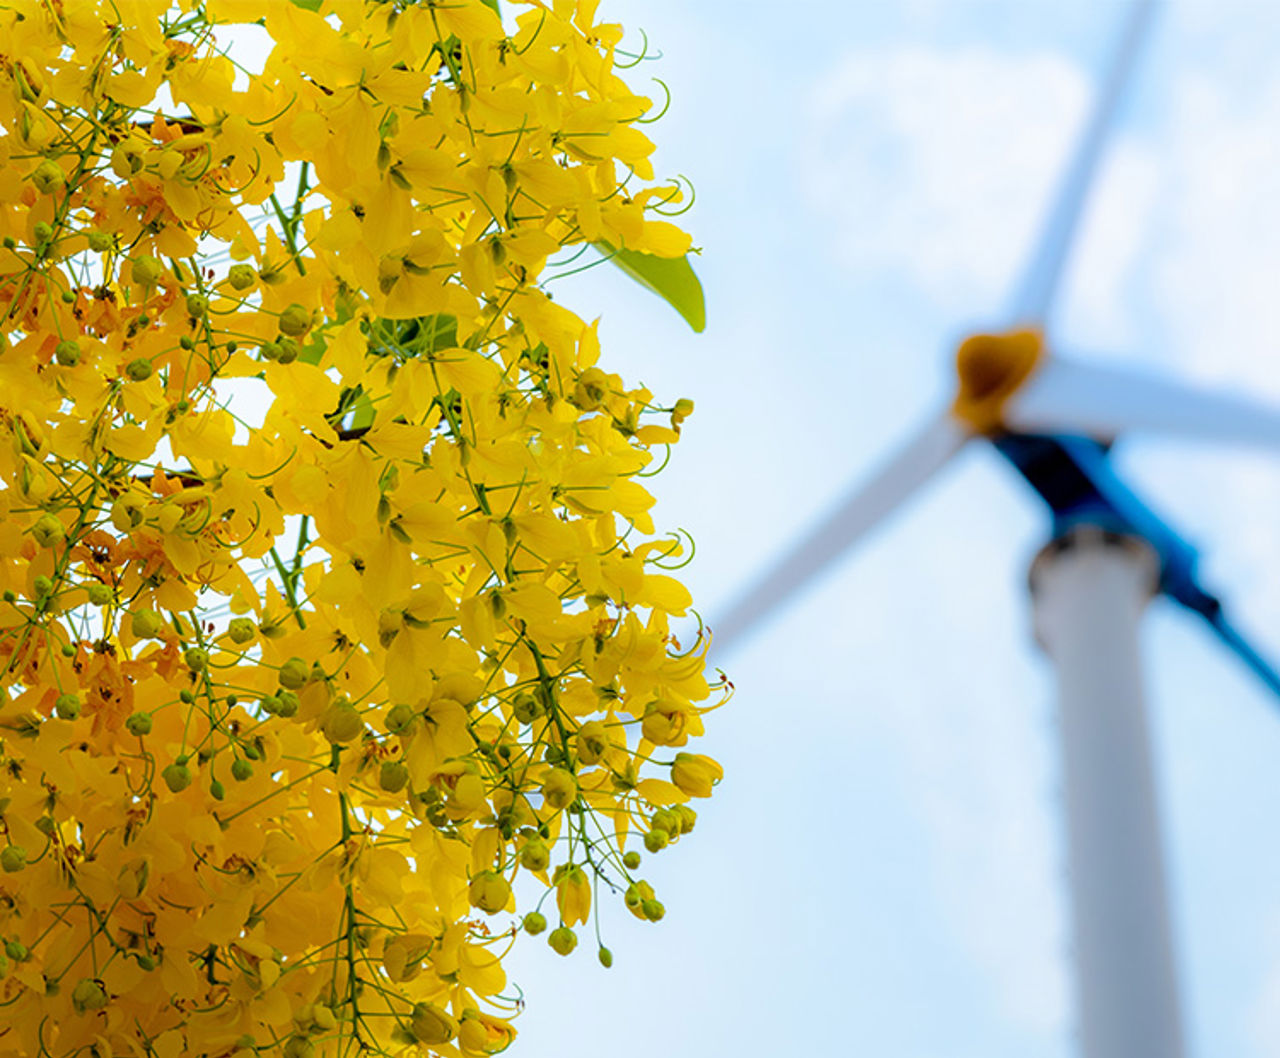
[594,242,705,333]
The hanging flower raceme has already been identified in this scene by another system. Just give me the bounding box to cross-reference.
[0,0,724,1054]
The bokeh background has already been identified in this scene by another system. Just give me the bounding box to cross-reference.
[500,2,1280,1056]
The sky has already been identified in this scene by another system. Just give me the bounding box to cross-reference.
[496,2,1280,1057]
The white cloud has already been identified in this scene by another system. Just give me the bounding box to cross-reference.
[804,46,1157,345]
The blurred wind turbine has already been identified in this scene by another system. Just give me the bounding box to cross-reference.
[713,3,1280,1056]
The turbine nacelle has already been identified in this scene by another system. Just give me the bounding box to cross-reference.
[952,329,1044,435]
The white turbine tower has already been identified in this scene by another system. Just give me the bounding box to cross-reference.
[712,4,1280,1056]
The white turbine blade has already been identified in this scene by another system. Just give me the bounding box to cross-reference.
[712,411,968,657]
[1009,0,1157,325]
[1007,356,1280,448]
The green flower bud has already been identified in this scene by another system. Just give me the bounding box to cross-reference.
[5,941,28,961]
[226,264,255,290]
[30,160,65,194]
[135,953,156,971]
[641,898,665,922]
[467,870,511,914]
[278,657,309,689]
[226,617,255,643]
[548,926,577,956]
[651,808,679,835]
[0,846,26,873]
[130,609,164,639]
[519,839,550,872]
[598,946,613,968]
[210,779,225,800]
[231,758,253,782]
[130,255,164,286]
[511,691,542,725]
[622,851,641,870]
[408,1002,456,1045]
[54,340,79,366]
[54,694,81,720]
[32,221,53,246]
[522,911,547,935]
[674,804,698,834]
[275,691,299,718]
[32,575,53,599]
[30,513,64,547]
[125,358,153,381]
[161,763,191,793]
[379,760,409,792]
[278,303,312,337]
[183,648,208,672]
[321,701,363,744]
[540,767,577,811]
[575,719,608,765]
[71,977,108,1014]
[86,231,113,252]
[86,583,112,606]
[385,703,416,733]
[185,293,209,317]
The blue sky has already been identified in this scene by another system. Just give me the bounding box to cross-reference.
[501,3,1280,1056]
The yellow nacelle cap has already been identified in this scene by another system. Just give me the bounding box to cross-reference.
[951,329,1045,435]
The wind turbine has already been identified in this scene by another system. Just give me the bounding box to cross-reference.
[712,3,1280,1056]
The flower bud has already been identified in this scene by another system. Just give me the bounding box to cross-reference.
[511,691,542,725]
[674,804,698,834]
[30,160,65,194]
[321,701,363,744]
[125,712,152,736]
[379,760,409,792]
[125,358,153,381]
[32,575,53,599]
[184,648,208,672]
[231,758,253,782]
[575,719,608,765]
[597,946,613,968]
[547,926,577,956]
[226,264,255,290]
[54,340,79,366]
[130,255,164,286]
[54,694,81,720]
[0,846,26,873]
[643,828,669,853]
[226,617,255,643]
[131,609,164,639]
[519,839,550,872]
[385,703,416,733]
[71,977,108,1014]
[522,911,546,935]
[86,583,112,606]
[278,657,309,689]
[468,870,511,914]
[278,303,311,337]
[670,752,723,798]
[540,767,576,811]
[162,763,191,793]
[185,293,209,317]
[87,231,113,252]
[409,1002,457,1045]
[30,513,64,548]
[622,850,641,870]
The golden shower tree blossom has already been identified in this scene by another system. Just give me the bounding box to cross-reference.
[0,0,724,1054]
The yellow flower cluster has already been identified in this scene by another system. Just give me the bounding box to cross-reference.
[0,0,725,1054]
